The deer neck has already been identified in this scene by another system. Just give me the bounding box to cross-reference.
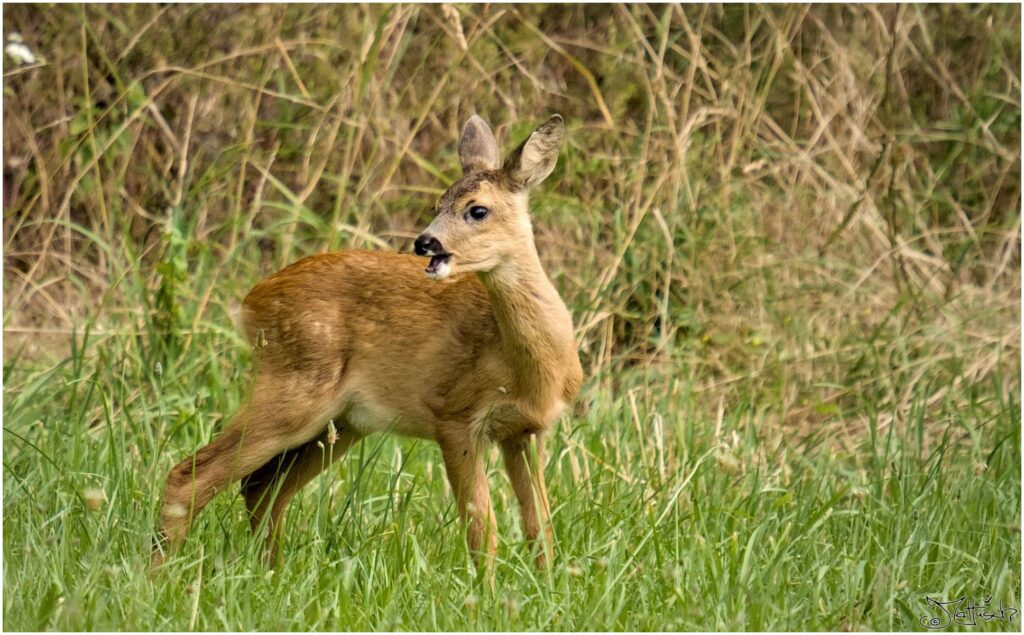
[478,241,575,402]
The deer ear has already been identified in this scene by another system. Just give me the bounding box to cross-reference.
[503,115,564,189]
[458,115,500,175]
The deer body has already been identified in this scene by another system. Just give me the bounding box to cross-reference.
[241,250,579,442]
[156,115,580,571]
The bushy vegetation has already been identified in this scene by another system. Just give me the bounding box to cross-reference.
[3,4,1020,630]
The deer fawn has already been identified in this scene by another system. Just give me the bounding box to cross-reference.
[154,114,583,573]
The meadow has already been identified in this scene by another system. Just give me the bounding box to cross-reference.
[2,4,1020,631]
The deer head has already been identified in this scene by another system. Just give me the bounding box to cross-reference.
[414,114,564,280]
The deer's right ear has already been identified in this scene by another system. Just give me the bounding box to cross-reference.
[458,115,500,175]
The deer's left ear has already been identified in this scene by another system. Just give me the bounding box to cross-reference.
[503,115,564,189]
[459,115,500,175]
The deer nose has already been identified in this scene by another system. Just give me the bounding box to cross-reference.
[414,234,443,256]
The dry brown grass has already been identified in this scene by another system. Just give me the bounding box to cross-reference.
[3,4,1020,441]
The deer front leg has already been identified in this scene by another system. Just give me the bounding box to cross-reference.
[501,433,554,568]
[438,429,497,576]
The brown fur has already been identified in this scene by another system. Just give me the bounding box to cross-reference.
[154,115,582,572]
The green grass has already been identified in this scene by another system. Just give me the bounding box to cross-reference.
[3,346,1020,630]
[3,3,1021,632]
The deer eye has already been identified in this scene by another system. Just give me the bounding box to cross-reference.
[466,205,490,221]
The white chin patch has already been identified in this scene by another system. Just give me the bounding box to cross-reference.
[425,254,452,280]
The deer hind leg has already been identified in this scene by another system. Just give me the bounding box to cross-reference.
[501,433,554,568]
[241,422,361,566]
[153,378,338,565]
[438,428,498,576]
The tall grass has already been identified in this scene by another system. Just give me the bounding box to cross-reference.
[3,4,1020,631]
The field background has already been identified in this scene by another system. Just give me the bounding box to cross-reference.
[3,4,1020,631]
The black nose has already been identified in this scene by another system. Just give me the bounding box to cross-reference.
[414,234,443,256]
